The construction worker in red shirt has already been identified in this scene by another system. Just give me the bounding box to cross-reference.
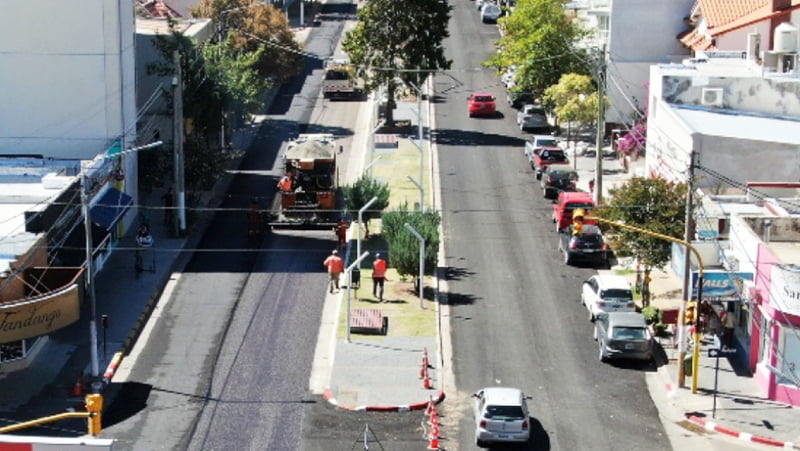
[373,253,387,302]
[323,249,344,293]
[334,218,349,248]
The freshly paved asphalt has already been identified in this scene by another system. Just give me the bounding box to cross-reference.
[435,4,670,450]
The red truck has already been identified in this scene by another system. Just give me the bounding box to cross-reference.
[524,135,569,180]
[552,191,595,232]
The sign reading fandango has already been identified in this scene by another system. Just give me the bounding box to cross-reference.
[0,284,80,343]
[770,265,800,317]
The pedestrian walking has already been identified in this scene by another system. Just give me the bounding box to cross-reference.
[641,272,652,307]
[373,253,387,302]
[162,187,174,226]
[722,305,736,350]
[334,218,349,248]
[323,249,344,293]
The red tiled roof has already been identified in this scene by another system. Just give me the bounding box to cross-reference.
[139,0,182,18]
[679,0,800,51]
[698,0,767,28]
[678,28,716,51]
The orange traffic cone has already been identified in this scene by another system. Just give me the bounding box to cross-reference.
[425,399,436,416]
[72,374,84,397]
[427,435,440,450]
[428,409,439,426]
[423,372,433,389]
[428,423,440,439]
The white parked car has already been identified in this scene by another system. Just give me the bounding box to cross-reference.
[481,3,502,23]
[581,274,635,321]
[472,387,531,447]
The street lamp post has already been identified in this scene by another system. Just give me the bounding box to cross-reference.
[407,176,423,212]
[81,141,162,383]
[346,252,370,343]
[81,174,100,379]
[409,79,425,211]
[357,197,378,259]
[404,223,425,309]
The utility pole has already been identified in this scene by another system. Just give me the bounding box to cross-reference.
[172,51,186,236]
[594,43,607,205]
[678,150,696,387]
[81,174,99,379]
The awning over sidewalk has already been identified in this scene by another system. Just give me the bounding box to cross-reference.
[91,187,133,231]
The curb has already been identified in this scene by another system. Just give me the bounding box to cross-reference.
[323,388,445,412]
[657,361,796,449]
[687,415,796,449]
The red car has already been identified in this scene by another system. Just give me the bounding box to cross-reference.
[468,93,497,117]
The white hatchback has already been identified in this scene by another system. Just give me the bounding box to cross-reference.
[581,274,635,321]
[472,387,531,447]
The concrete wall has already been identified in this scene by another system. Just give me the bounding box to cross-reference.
[644,98,694,182]
[660,73,800,117]
[0,0,137,161]
[695,135,800,188]
[605,0,694,124]
[729,215,761,276]
[716,22,772,52]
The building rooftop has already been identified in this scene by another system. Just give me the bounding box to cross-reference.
[0,158,79,272]
[672,105,800,144]
[135,17,213,38]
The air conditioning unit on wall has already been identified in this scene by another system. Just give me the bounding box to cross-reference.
[701,87,723,107]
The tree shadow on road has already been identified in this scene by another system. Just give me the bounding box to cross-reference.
[434,128,526,148]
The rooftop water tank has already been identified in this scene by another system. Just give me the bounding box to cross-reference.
[774,22,798,53]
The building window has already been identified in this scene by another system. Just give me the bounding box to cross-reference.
[0,340,25,362]
[759,314,770,364]
[778,326,800,387]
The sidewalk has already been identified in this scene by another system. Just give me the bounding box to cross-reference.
[589,156,800,448]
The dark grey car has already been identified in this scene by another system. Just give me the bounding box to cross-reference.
[594,312,653,363]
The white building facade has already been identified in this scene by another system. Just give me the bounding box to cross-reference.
[0,0,139,228]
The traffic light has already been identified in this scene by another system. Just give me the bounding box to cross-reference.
[86,393,103,435]
[572,208,585,235]
[684,301,697,326]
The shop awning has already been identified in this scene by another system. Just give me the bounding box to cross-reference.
[91,188,133,231]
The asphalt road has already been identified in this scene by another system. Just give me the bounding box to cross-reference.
[435,4,671,451]
[99,3,361,450]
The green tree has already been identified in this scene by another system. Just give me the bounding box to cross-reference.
[342,0,452,125]
[146,19,246,205]
[381,205,440,279]
[543,73,604,141]
[595,177,686,302]
[343,175,391,237]
[192,0,302,84]
[488,0,590,99]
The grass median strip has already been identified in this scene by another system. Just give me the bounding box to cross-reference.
[338,268,436,339]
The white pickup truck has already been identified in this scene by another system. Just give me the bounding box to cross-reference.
[323,59,360,99]
[516,104,550,132]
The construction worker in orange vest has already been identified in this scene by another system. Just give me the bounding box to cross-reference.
[373,253,387,302]
[277,172,293,193]
[334,218,349,248]
[323,249,344,293]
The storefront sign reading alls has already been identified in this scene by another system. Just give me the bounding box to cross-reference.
[0,284,81,343]
[691,271,753,300]
[770,264,800,317]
